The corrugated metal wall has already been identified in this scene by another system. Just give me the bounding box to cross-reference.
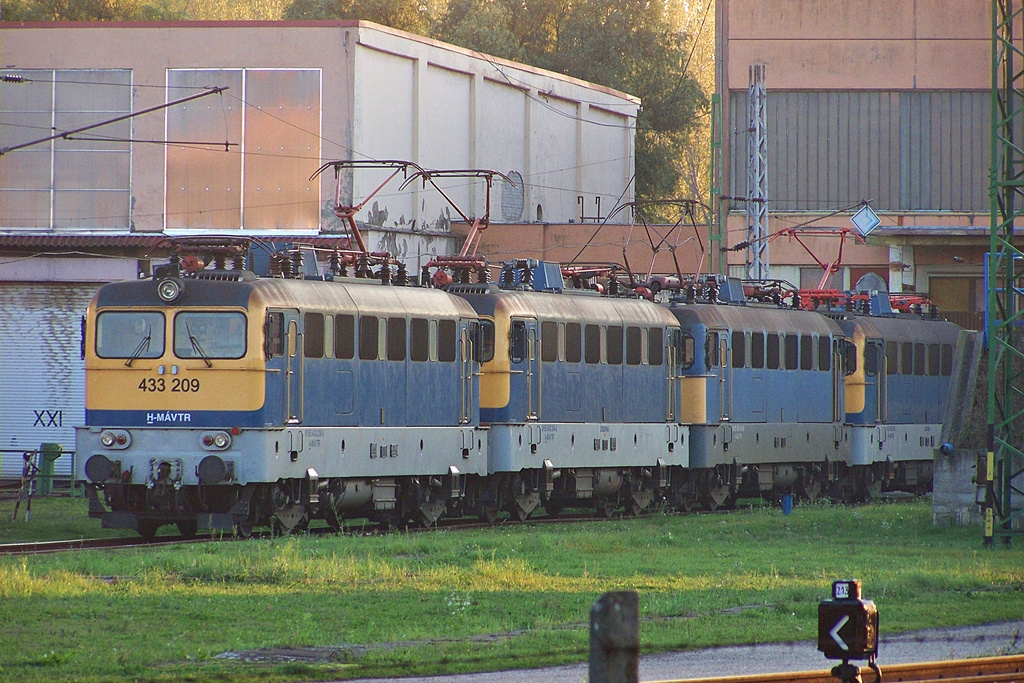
[729,90,989,212]
[0,283,96,479]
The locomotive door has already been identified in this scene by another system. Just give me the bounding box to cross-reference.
[865,338,886,423]
[460,322,474,424]
[510,318,540,420]
[286,317,304,424]
[666,329,678,422]
[264,308,303,425]
[709,329,731,422]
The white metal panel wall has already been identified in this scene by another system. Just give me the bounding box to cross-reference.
[0,283,96,478]
[353,48,418,229]
[529,95,579,223]
[480,78,527,222]
[582,105,634,222]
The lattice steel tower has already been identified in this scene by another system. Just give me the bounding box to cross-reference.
[986,0,1024,544]
[745,65,769,280]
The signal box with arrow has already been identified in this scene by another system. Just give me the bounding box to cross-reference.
[817,579,878,661]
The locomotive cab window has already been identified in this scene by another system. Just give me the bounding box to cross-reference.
[818,336,831,372]
[510,320,528,363]
[174,312,246,359]
[941,343,953,376]
[800,335,814,370]
[265,312,284,358]
[96,311,166,359]
[751,332,765,369]
[411,318,429,361]
[475,319,495,363]
[766,333,780,370]
[784,334,798,370]
[678,333,696,370]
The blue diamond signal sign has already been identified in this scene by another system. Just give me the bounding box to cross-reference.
[851,205,880,237]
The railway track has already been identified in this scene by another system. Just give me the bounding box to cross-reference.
[657,654,1024,683]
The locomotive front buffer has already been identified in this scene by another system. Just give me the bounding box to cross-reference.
[817,579,880,683]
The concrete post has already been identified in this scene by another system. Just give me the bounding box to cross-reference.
[589,590,639,683]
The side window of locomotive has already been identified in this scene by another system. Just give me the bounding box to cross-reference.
[842,339,858,375]
[476,319,495,363]
[886,341,898,374]
[303,313,324,359]
[704,332,717,369]
[731,331,745,369]
[97,311,165,359]
[607,325,624,365]
[510,320,527,363]
[927,343,940,376]
[438,319,457,363]
[751,331,765,369]
[863,343,879,376]
[678,333,696,370]
[801,335,814,370]
[410,318,429,361]
[766,333,780,370]
[335,314,355,359]
[324,315,334,359]
[626,326,642,365]
[584,324,601,364]
[541,321,558,362]
[941,343,953,376]
[387,317,406,361]
[784,334,798,370]
[265,312,284,358]
[901,341,913,375]
[818,336,831,372]
[359,315,379,360]
[175,311,246,359]
[648,327,663,366]
[565,322,582,363]
[913,342,926,375]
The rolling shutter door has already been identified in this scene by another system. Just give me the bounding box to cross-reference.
[0,283,98,478]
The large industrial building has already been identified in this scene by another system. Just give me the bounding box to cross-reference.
[0,20,640,473]
[717,0,992,331]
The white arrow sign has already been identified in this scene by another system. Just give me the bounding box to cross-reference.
[830,615,850,651]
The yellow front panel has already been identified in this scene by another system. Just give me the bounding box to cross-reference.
[85,305,266,412]
[479,314,511,409]
[678,376,709,424]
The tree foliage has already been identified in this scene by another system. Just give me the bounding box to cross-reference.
[2,0,713,216]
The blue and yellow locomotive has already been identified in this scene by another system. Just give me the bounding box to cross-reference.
[78,250,487,538]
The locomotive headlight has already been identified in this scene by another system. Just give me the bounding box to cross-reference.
[99,430,131,449]
[156,277,183,303]
[200,431,231,451]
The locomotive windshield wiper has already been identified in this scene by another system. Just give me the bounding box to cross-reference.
[185,323,213,368]
[124,329,151,367]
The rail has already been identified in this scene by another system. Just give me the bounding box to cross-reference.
[648,655,1024,683]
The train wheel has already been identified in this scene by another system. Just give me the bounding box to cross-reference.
[234,520,255,539]
[176,520,198,538]
[594,500,617,519]
[703,484,731,511]
[137,520,159,542]
[543,500,564,518]
[799,478,822,502]
[271,504,308,535]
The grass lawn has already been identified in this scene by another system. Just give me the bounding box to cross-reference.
[0,497,1021,681]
